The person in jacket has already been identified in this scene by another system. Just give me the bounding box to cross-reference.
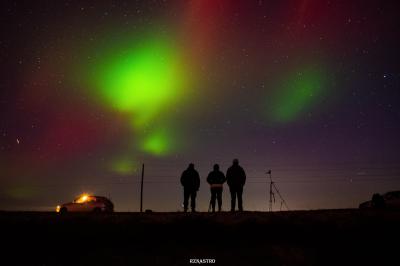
[180,163,200,212]
[207,164,226,212]
[226,159,246,212]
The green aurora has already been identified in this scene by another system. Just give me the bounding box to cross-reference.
[267,67,326,123]
[87,35,189,157]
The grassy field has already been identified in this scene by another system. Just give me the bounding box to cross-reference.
[2,209,399,266]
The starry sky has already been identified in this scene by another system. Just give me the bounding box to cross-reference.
[1,0,399,211]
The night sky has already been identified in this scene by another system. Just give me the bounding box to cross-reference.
[1,0,399,211]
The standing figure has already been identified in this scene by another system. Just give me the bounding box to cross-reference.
[207,164,226,212]
[180,163,200,212]
[226,159,246,212]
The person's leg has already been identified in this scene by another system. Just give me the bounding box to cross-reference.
[230,187,236,212]
[191,191,197,212]
[237,186,243,211]
[211,189,216,212]
[217,188,222,212]
[183,189,189,212]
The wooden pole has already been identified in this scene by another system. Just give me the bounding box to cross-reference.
[140,163,144,213]
[269,178,273,212]
[268,170,273,212]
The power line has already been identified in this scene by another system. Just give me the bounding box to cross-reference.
[18,176,400,189]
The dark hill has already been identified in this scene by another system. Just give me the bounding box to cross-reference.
[2,210,399,266]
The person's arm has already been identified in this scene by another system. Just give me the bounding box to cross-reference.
[180,172,185,186]
[241,167,246,185]
[226,168,231,186]
[222,172,226,183]
[196,172,200,190]
[207,173,212,184]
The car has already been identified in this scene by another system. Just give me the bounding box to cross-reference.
[359,191,400,209]
[56,194,114,214]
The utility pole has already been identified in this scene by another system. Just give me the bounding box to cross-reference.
[140,163,144,213]
[267,170,274,212]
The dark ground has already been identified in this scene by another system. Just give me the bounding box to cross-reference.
[1,209,399,266]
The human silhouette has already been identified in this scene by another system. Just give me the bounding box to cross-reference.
[207,164,226,212]
[180,163,200,212]
[226,159,246,212]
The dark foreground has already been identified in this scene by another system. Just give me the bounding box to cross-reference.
[2,209,399,266]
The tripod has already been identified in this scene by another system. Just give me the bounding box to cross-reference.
[267,170,289,211]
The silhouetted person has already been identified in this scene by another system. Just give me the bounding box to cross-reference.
[180,163,200,212]
[207,164,226,212]
[226,159,246,212]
